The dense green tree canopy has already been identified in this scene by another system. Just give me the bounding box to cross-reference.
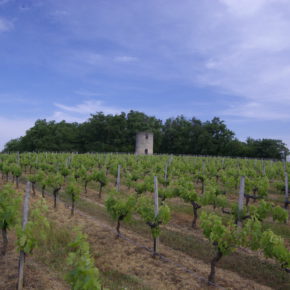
[3,110,288,159]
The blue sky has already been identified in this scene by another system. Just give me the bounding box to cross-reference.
[1,0,290,150]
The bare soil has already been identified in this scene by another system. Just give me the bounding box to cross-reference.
[30,183,272,290]
[0,232,69,290]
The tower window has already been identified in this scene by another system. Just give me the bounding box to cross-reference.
[145,134,148,139]
[145,149,148,155]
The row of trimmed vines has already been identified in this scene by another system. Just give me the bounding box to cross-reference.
[1,152,289,286]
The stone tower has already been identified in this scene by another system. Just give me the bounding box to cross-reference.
[135,132,154,155]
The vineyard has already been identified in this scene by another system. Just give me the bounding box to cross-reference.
[0,152,290,290]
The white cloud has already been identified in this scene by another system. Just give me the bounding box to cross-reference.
[0,117,34,151]
[50,100,126,124]
[219,0,269,16]
[221,102,290,120]
[54,100,123,115]
[0,100,125,150]
[189,0,290,120]
[0,17,13,32]
[50,111,87,123]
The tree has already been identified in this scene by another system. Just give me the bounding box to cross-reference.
[3,112,288,159]
[246,138,289,159]
[203,117,235,155]
[160,116,192,154]
[3,119,80,152]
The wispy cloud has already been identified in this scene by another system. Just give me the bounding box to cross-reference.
[52,100,126,123]
[2,0,290,150]
[220,0,269,16]
[221,101,290,120]
[50,111,87,123]
[186,0,290,121]
[0,17,13,32]
[48,1,290,109]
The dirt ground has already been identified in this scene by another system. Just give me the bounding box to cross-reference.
[36,184,271,290]
[0,232,69,290]
[0,179,281,290]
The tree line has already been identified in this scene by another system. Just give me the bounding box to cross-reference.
[3,110,288,159]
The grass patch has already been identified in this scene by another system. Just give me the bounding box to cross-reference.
[263,221,290,242]
[32,203,152,290]
[160,228,290,290]
[76,196,290,289]
[22,177,290,289]
[101,270,151,290]
[34,221,73,273]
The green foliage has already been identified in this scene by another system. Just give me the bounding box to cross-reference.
[66,230,101,290]
[200,182,228,208]
[3,112,288,159]
[201,210,290,271]
[249,200,273,220]
[92,170,107,186]
[241,217,263,250]
[66,181,81,202]
[1,163,10,175]
[158,187,175,201]
[16,200,50,254]
[200,211,240,255]
[28,173,39,184]
[0,184,21,230]
[134,181,153,195]
[246,177,269,198]
[47,173,64,189]
[272,206,288,223]
[105,192,136,222]
[260,230,290,269]
[60,166,70,178]
[11,164,22,177]
[179,187,198,203]
[248,201,288,223]
[137,196,170,238]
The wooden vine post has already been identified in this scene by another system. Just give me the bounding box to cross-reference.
[283,159,286,172]
[154,176,159,255]
[116,164,121,192]
[262,161,266,176]
[17,182,31,290]
[164,163,168,185]
[237,176,245,227]
[17,152,20,165]
[285,173,289,209]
